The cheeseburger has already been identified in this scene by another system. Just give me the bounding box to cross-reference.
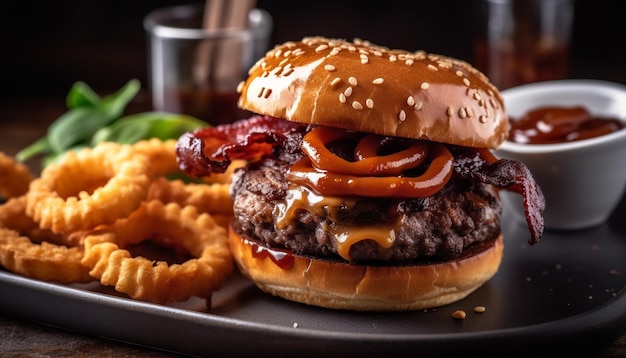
[176,37,545,311]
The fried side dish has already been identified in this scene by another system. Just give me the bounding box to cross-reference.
[0,140,235,305]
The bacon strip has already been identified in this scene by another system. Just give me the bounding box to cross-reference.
[452,147,545,245]
[175,115,307,177]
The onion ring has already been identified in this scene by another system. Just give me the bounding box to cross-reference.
[146,177,233,215]
[81,200,233,304]
[130,138,179,176]
[0,151,34,199]
[26,143,153,234]
[0,197,93,283]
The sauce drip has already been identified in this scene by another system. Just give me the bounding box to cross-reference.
[247,237,295,269]
[508,106,625,144]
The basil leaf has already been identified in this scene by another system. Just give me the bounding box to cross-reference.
[47,107,116,153]
[98,79,141,119]
[47,79,141,153]
[15,136,52,162]
[91,112,208,145]
[66,81,101,109]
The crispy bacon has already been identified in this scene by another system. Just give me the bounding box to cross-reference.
[175,115,307,177]
[451,147,545,245]
[176,116,545,244]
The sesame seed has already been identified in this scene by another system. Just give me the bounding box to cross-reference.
[366,98,374,108]
[263,88,272,98]
[315,44,329,52]
[360,54,369,64]
[463,78,470,86]
[428,64,438,71]
[348,76,358,86]
[325,64,336,72]
[372,78,384,85]
[236,81,244,93]
[447,106,454,116]
[330,77,342,86]
[455,70,464,77]
[474,306,486,313]
[352,101,363,110]
[489,98,499,109]
[389,55,397,62]
[415,102,423,111]
[407,96,415,106]
[466,107,474,117]
[479,115,488,123]
[459,107,467,118]
[420,82,429,90]
[373,50,383,57]
[452,310,467,320]
[257,87,265,98]
[405,59,414,65]
[344,87,353,97]
[339,93,347,103]
[473,92,482,101]
[398,110,407,121]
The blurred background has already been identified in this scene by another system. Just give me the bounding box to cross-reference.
[1,0,624,118]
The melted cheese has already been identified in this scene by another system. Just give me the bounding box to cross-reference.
[274,185,396,261]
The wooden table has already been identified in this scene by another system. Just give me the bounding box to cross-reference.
[1,95,625,357]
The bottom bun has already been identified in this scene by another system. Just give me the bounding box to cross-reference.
[229,228,504,311]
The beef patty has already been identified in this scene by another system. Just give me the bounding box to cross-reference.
[230,156,502,263]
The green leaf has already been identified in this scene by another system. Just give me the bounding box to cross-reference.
[91,112,208,145]
[15,136,52,162]
[46,79,142,153]
[47,107,116,153]
[98,79,141,119]
[66,81,102,109]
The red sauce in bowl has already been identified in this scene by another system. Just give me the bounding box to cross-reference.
[508,106,625,144]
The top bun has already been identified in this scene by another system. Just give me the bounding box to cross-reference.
[237,37,508,149]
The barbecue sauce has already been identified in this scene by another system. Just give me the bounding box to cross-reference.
[248,238,295,269]
[508,106,624,144]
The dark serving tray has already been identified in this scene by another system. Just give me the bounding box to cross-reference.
[1,196,625,357]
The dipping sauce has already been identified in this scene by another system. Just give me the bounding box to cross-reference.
[508,106,625,144]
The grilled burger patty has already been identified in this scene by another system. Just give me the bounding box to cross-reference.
[230,156,503,263]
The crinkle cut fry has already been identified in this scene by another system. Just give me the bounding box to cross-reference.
[26,142,153,234]
[81,200,233,304]
[0,151,34,199]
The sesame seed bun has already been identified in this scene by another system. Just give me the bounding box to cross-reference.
[229,228,504,311]
[237,37,509,149]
